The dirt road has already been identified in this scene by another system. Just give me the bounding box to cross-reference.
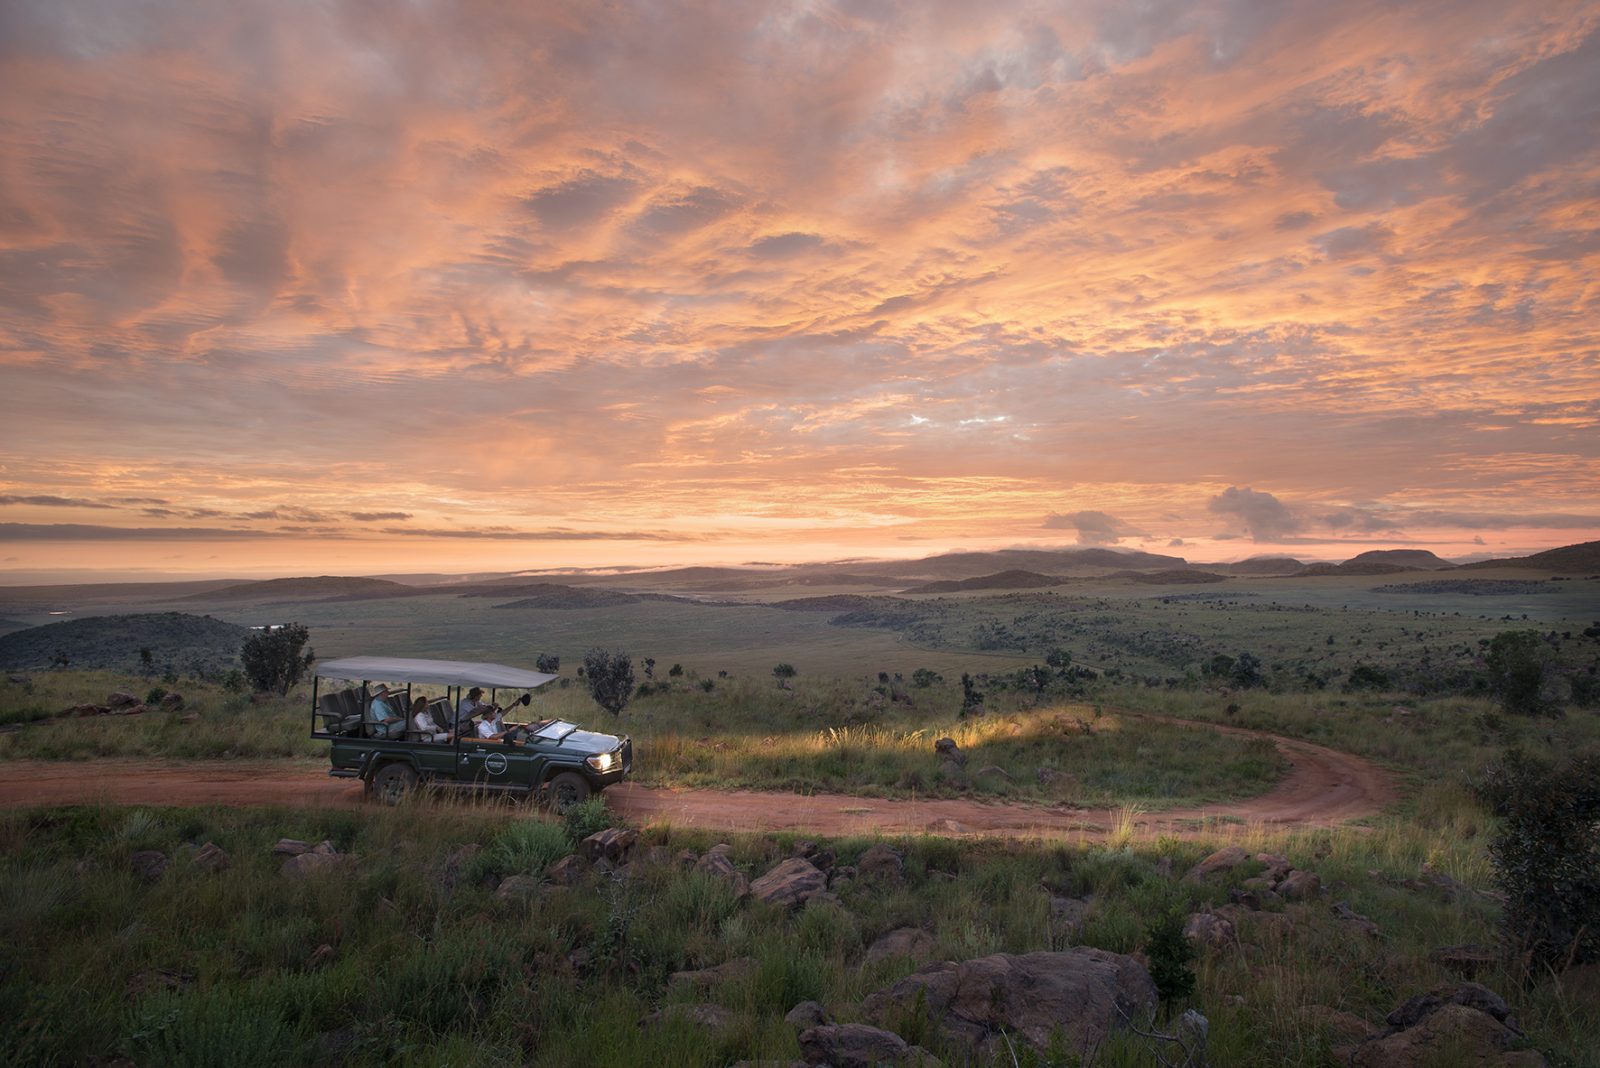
[0,717,1395,840]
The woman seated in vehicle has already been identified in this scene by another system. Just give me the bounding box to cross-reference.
[410,694,453,743]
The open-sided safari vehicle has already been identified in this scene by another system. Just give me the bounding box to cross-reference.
[312,656,631,810]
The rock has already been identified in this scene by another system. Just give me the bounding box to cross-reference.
[494,875,542,901]
[1297,1004,1376,1060]
[106,691,140,708]
[797,1023,942,1068]
[109,703,149,716]
[1331,901,1382,938]
[806,891,843,910]
[159,692,185,711]
[709,842,733,856]
[1036,766,1063,786]
[546,854,589,886]
[675,848,699,868]
[1240,876,1275,893]
[1277,869,1321,901]
[938,759,965,779]
[973,765,1011,781]
[750,857,828,908]
[640,1003,734,1033]
[579,827,638,864]
[669,957,757,989]
[1430,944,1500,979]
[1184,845,1250,883]
[192,842,229,873]
[311,840,339,856]
[7,674,31,684]
[1254,853,1293,882]
[857,844,905,882]
[1385,982,1520,1034]
[1353,1003,1541,1067]
[281,852,343,877]
[307,943,334,968]
[693,851,749,897]
[129,850,168,881]
[864,927,938,966]
[1183,911,1236,949]
[272,838,311,856]
[933,737,965,765]
[861,948,1157,1058]
[1048,895,1092,936]
[1175,1009,1208,1065]
[784,1000,832,1031]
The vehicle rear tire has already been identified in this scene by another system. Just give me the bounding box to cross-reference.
[546,771,591,814]
[371,762,419,805]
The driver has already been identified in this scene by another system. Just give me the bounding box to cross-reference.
[474,703,526,743]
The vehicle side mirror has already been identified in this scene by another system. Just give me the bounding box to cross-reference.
[518,693,532,707]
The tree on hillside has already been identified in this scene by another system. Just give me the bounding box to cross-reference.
[1486,630,1559,716]
[240,623,315,695]
[772,663,797,682]
[583,648,635,717]
[535,652,560,674]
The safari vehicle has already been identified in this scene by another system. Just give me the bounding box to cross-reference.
[311,656,631,811]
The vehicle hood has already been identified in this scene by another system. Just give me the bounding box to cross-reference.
[556,729,623,755]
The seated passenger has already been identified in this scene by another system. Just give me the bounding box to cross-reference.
[366,684,405,739]
[455,686,491,731]
[474,705,525,743]
[411,695,452,743]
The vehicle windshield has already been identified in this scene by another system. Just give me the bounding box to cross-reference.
[531,720,578,742]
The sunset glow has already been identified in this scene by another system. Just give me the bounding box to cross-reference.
[2,1,1597,578]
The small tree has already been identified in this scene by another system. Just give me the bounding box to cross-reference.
[960,672,983,717]
[642,657,656,680]
[668,663,683,677]
[583,648,635,717]
[772,663,797,681]
[240,623,314,696]
[911,668,942,688]
[1230,651,1264,689]
[138,647,154,676]
[1144,906,1197,1003]
[535,652,560,674]
[1486,630,1558,716]
[1045,647,1072,669]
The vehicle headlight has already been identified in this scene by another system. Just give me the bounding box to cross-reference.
[585,752,615,772]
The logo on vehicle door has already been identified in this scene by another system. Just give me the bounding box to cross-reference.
[484,752,508,776]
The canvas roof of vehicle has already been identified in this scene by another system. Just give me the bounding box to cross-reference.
[316,656,558,690]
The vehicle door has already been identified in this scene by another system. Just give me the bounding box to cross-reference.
[458,738,543,793]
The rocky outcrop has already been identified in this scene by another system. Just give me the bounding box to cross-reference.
[1351,983,1546,1067]
[933,737,964,765]
[693,851,750,898]
[863,927,938,966]
[797,1023,942,1067]
[130,850,169,881]
[1183,910,1236,949]
[861,948,1157,1058]
[1183,845,1250,883]
[856,844,904,882]
[784,1000,832,1031]
[579,827,638,864]
[749,857,827,908]
[669,957,757,989]
[192,842,229,873]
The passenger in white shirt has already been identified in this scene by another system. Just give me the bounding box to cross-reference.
[410,696,451,743]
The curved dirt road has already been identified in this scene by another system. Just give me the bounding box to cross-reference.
[0,716,1395,841]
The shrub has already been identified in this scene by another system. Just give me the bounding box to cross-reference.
[145,686,167,705]
[563,796,614,845]
[911,668,942,688]
[1230,651,1264,689]
[583,648,635,717]
[1346,663,1391,691]
[960,673,983,716]
[1485,630,1559,716]
[1476,748,1600,969]
[535,652,560,673]
[1144,906,1196,1004]
[668,663,683,677]
[239,623,314,695]
[485,820,570,876]
[772,663,797,680]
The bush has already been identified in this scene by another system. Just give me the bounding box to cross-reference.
[1144,906,1196,1004]
[911,668,942,688]
[772,663,797,680]
[563,796,614,845]
[1486,630,1559,716]
[1230,651,1264,689]
[485,820,571,876]
[583,648,635,717]
[535,652,560,673]
[1346,663,1391,691]
[239,623,314,696]
[1476,748,1600,969]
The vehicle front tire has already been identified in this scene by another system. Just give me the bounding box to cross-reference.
[546,771,591,814]
[371,762,419,805]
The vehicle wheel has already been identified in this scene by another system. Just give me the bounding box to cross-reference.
[371,762,419,805]
[546,772,591,814]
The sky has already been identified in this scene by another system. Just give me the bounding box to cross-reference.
[1,0,1598,581]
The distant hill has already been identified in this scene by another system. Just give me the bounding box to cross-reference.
[1343,549,1454,570]
[488,584,640,610]
[185,576,418,603]
[1111,569,1228,585]
[769,595,883,613]
[1216,557,1305,576]
[863,548,1188,582]
[904,570,1064,594]
[0,612,250,672]
[1459,540,1600,574]
[1292,561,1409,577]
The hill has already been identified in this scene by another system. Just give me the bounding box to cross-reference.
[1110,569,1228,585]
[184,576,417,603]
[1343,549,1454,570]
[863,548,1188,581]
[488,585,641,610]
[1215,557,1305,576]
[1459,540,1600,574]
[903,570,1064,594]
[0,612,250,673]
[1292,561,1409,577]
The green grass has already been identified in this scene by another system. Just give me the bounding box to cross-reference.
[0,798,1592,1067]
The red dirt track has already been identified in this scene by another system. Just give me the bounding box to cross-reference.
[0,715,1395,840]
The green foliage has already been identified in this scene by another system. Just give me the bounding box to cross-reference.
[1230,651,1264,689]
[145,685,167,705]
[564,796,615,845]
[127,989,300,1068]
[485,820,571,876]
[1485,630,1558,716]
[960,672,982,716]
[1143,907,1197,1004]
[771,663,797,680]
[1476,748,1600,968]
[910,667,942,688]
[583,648,636,717]
[239,623,314,696]
[1045,647,1072,668]
[536,652,560,673]
[1346,663,1391,691]
[668,663,683,677]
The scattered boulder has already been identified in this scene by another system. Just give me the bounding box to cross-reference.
[640,1003,735,1033]
[693,851,749,898]
[1331,901,1382,939]
[1351,983,1544,1067]
[1277,869,1322,901]
[129,851,169,881]
[579,827,638,864]
[108,703,148,716]
[797,1023,942,1068]
[1048,894,1092,937]
[1297,1004,1375,1060]
[159,692,185,711]
[784,1000,832,1031]
[105,691,140,709]
[861,948,1157,1059]
[863,927,938,966]
[7,674,31,684]
[1183,845,1250,883]
[1430,944,1499,979]
[972,765,1011,781]
[1036,766,1063,786]
[272,838,311,857]
[857,844,905,882]
[310,840,339,856]
[1254,852,1293,882]
[933,737,965,765]
[546,854,589,886]
[1174,1009,1208,1066]
[282,852,343,877]
[1183,911,1236,949]
[494,875,542,901]
[750,857,828,908]
[192,842,229,873]
[669,957,757,989]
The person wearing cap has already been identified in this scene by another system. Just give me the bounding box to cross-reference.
[455,686,492,730]
[366,684,405,739]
